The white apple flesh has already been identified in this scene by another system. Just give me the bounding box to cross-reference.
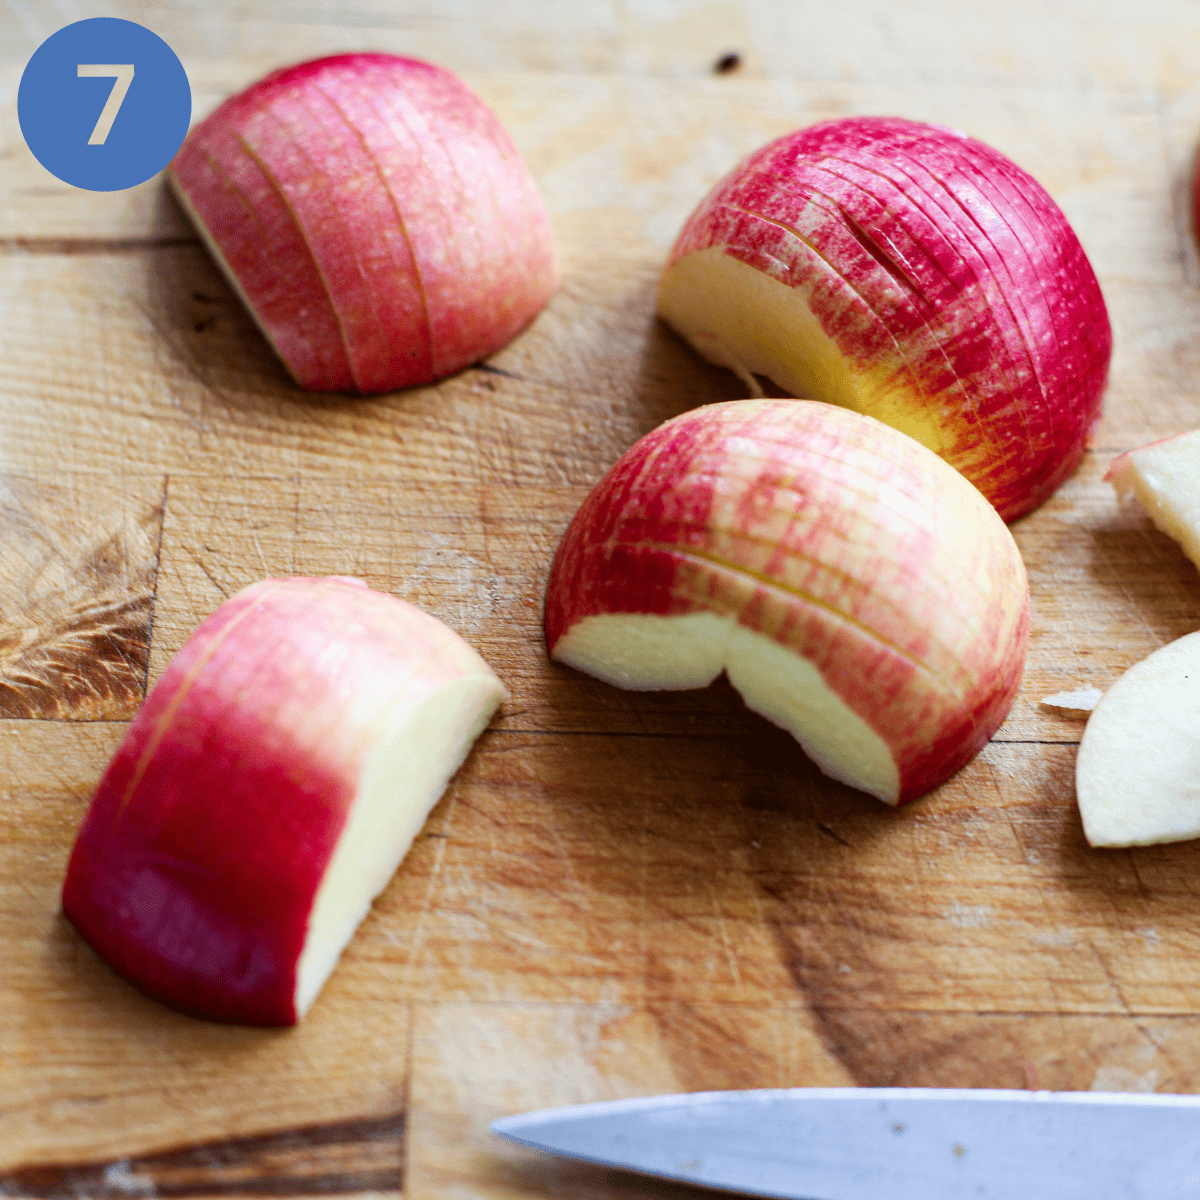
[657,116,1111,523]
[1107,429,1200,573]
[168,53,558,394]
[545,400,1030,805]
[1076,632,1200,847]
[62,577,505,1025]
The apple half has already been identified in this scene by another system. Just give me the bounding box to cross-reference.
[62,576,505,1025]
[1076,632,1200,847]
[657,116,1111,523]
[1107,429,1200,573]
[168,53,558,394]
[544,400,1030,805]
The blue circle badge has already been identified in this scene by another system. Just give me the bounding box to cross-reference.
[18,18,191,192]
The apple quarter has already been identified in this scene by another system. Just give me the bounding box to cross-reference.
[545,400,1030,805]
[168,53,558,394]
[657,116,1111,523]
[62,576,505,1026]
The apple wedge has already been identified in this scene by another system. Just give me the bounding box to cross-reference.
[168,53,557,394]
[62,576,505,1025]
[657,116,1111,523]
[545,400,1030,805]
[1076,632,1200,847]
[1107,429,1200,573]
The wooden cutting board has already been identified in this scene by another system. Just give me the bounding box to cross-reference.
[5,1,1200,1195]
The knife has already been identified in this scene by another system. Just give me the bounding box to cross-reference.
[491,1087,1200,1199]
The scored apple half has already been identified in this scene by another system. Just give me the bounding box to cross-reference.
[168,53,557,394]
[62,577,505,1026]
[657,116,1111,523]
[1076,632,1200,847]
[1107,429,1200,573]
[545,400,1030,805]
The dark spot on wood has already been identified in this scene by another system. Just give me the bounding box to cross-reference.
[191,292,218,303]
[0,236,201,255]
[814,820,852,847]
[2,1111,405,1198]
[713,52,741,74]
[472,361,521,380]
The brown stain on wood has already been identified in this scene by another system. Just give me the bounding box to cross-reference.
[2,1112,404,1198]
[0,480,165,720]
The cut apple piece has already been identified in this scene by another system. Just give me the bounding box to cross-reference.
[545,400,1031,805]
[62,576,505,1025]
[657,116,1111,522]
[1107,429,1200,573]
[1076,632,1200,847]
[1040,685,1102,718]
[168,53,557,394]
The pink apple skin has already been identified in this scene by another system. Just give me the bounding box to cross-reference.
[658,116,1111,523]
[62,577,499,1026]
[169,54,558,394]
[545,401,1030,804]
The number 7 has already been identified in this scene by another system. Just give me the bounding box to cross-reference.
[77,64,135,145]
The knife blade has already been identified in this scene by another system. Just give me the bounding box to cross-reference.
[491,1087,1200,1199]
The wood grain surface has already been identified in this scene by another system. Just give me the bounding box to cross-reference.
[5,1,1200,1195]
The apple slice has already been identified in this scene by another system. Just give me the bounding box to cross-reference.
[62,577,505,1025]
[1107,429,1200,573]
[168,53,558,394]
[1076,632,1200,847]
[657,116,1111,523]
[545,400,1030,805]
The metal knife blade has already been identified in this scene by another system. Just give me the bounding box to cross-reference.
[491,1087,1200,1199]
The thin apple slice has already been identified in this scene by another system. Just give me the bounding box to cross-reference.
[62,577,505,1025]
[1076,632,1200,847]
[1107,429,1200,573]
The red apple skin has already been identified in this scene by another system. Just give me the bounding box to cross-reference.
[62,577,494,1026]
[169,53,558,394]
[545,401,1030,803]
[660,116,1111,523]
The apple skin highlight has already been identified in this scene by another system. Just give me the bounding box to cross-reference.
[168,53,558,394]
[545,401,1030,804]
[657,116,1111,523]
[62,577,504,1026]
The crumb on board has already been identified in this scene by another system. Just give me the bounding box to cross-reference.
[1039,684,1103,717]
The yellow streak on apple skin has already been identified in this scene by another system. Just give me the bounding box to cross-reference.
[113,580,286,819]
[657,246,951,458]
[553,611,900,804]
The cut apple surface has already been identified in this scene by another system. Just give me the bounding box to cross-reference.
[1107,429,1200,573]
[657,116,1111,523]
[62,576,505,1025]
[545,400,1031,805]
[1077,632,1200,847]
[168,53,557,394]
